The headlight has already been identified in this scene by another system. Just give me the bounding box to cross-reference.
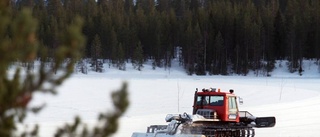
[229,114,237,120]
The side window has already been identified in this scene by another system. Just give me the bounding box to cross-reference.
[228,97,237,109]
[197,96,209,105]
[197,96,202,105]
[209,96,224,106]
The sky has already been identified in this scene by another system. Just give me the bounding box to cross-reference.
[19,59,320,137]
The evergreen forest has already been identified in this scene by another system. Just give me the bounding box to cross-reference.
[12,0,320,76]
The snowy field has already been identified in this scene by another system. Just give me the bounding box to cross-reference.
[22,60,320,137]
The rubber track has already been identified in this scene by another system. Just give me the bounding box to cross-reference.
[188,127,255,137]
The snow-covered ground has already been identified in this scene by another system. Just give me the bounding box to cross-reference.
[22,59,320,137]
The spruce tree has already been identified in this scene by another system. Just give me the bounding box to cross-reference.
[132,41,144,71]
[110,27,119,66]
[215,31,227,75]
[117,43,126,70]
[91,34,103,72]
[0,1,84,136]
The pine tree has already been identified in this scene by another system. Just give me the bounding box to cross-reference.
[117,43,126,70]
[193,22,205,75]
[110,27,119,66]
[251,21,262,76]
[0,1,84,136]
[273,9,286,60]
[260,2,276,76]
[91,34,103,72]
[76,58,88,74]
[213,31,225,75]
[287,16,297,73]
[183,20,195,75]
[0,2,129,137]
[132,41,144,71]
[33,0,48,43]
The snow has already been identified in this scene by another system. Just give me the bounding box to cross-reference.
[21,59,320,137]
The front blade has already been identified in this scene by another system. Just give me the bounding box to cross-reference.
[255,117,276,128]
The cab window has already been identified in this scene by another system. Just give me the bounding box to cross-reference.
[209,96,224,106]
[197,95,224,106]
[197,96,209,105]
[228,96,237,110]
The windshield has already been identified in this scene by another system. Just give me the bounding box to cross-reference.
[197,95,224,106]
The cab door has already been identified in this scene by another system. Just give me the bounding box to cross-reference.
[228,96,239,121]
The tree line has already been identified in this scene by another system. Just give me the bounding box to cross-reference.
[15,0,320,76]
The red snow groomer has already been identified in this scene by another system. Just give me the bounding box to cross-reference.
[132,88,276,137]
[190,88,276,136]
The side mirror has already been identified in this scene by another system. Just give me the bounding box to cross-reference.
[238,97,243,105]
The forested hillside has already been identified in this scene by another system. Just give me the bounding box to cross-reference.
[14,0,320,75]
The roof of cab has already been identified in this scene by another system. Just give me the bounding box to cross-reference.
[196,91,236,96]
